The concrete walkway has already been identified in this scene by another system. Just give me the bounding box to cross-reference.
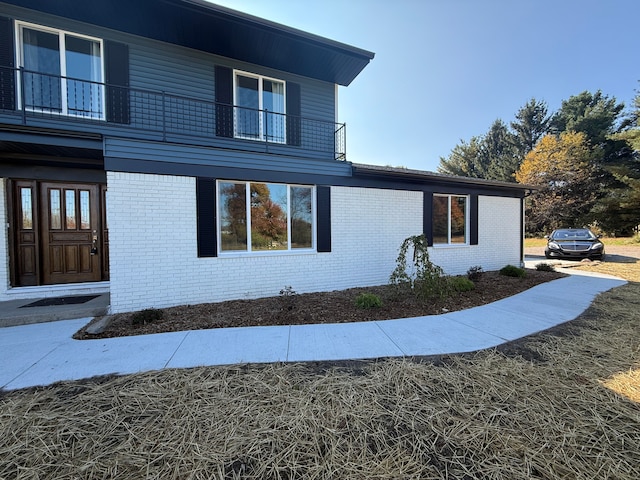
[0,271,626,391]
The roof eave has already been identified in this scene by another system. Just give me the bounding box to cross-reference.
[2,0,374,86]
[351,164,538,191]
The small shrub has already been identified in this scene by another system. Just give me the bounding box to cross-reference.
[279,286,297,311]
[467,265,484,281]
[131,308,163,326]
[389,234,450,300]
[279,286,296,297]
[449,276,475,292]
[499,264,526,278]
[535,262,556,272]
[355,292,383,309]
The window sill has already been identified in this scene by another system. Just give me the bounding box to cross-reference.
[216,249,318,258]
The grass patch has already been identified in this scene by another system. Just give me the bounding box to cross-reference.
[525,236,638,248]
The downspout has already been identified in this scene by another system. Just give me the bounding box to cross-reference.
[521,189,534,267]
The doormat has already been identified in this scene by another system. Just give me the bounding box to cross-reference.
[20,295,101,308]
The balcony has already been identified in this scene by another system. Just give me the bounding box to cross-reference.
[0,67,347,161]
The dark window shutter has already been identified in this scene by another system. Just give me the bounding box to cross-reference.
[104,40,129,124]
[316,186,331,252]
[286,82,301,146]
[423,192,434,246]
[215,65,233,138]
[196,177,217,257]
[470,194,479,245]
[0,16,15,111]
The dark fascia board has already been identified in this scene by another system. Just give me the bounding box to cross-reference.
[351,163,538,194]
[3,0,374,86]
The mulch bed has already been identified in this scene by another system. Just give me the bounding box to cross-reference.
[75,270,565,339]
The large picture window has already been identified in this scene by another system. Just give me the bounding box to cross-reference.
[234,70,285,143]
[218,181,314,253]
[433,194,468,245]
[16,22,104,119]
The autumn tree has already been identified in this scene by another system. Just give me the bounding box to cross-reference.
[516,132,598,234]
[250,183,287,249]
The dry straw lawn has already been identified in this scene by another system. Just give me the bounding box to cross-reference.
[1,256,639,479]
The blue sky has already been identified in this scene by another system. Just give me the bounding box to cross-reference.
[212,0,639,172]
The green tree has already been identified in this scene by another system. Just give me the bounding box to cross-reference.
[550,90,624,147]
[438,120,518,181]
[483,119,519,182]
[599,86,640,234]
[510,98,551,157]
[438,136,486,178]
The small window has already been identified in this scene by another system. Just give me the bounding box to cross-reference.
[433,194,468,245]
[218,181,314,254]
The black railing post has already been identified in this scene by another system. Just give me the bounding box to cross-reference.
[19,67,26,125]
[264,108,269,153]
[342,122,346,161]
[161,91,167,142]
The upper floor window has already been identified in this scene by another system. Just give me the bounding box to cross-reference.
[16,22,105,119]
[234,70,285,143]
[433,194,468,245]
[218,180,314,254]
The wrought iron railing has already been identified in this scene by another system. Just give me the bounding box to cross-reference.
[0,67,347,160]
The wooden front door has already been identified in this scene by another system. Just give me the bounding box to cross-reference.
[10,180,108,286]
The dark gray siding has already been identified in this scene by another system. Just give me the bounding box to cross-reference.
[104,137,352,177]
[0,3,339,161]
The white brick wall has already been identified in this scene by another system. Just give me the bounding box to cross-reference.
[0,174,523,309]
[0,179,9,295]
[428,196,522,275]
[107,174,424,312]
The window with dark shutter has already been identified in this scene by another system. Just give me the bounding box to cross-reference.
[316,186,331,252]
[104,40,129,124]
[423,192,434,246]
[215,65,233,138]
[196,177,218,257]
[470,194,479,245]
[0,16,16,111]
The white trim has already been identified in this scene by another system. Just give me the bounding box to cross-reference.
[232,69,286,143]
[14,20,106,121]
[433,193,470,246]
[216,179,316,256]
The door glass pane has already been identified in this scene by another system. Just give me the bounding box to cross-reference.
[49,189,61,230]
[291,187,312,249]
[80,190,90,229]
[219,182,247,251]
[20,188,33,230]
[250,183,287,251]
[22,27,62,112]
[65,190,76,229]
[65,34,103,118]
[451,196,467,244]
[235,75,259,139]
[263,79,285,142]
[432,196,449,244]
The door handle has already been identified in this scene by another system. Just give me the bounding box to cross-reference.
[91,233,98,255]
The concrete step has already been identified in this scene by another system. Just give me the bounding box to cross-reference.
[0,293,110,328]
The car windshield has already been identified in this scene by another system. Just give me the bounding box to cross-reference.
[552,229,596,240]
